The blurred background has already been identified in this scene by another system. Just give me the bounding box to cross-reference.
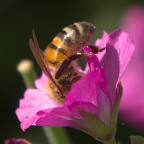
[0,0,144,143]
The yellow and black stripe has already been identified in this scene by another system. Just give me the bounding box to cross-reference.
[44,22,95,69]
[44,23,81,67]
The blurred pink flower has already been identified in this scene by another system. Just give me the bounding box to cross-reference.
[16,29,134,139]
[119,6,144,129]
[5,138,31,144]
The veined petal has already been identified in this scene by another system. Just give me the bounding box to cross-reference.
[101,44,119,97]
[36,106,76,127]
[67,102,98,118]
[109,29,135,78]
[16,89,60,131]
[19,89,59,108]
[65,70,100,107]
[97,86,112,124]
[100,29,135,97]
[96,29,135,82]
[16,107,41,131]
[35,73,48,93]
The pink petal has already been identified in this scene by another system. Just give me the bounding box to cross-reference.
[16,89,60,131]
[65,53,112,122]
[101,43,119,96]
[35,73,48,93]
[109,29,135,78]
[36,102,99,130]
[36,106,76,127]
[96,29,135,86]
[119,6,144,129]
[67,102,98,118]
[100,29,135,98]
[97,86,112,124]
[65,71,100,107]
[5,138,31,144]
[19,89,58,108]
[121,6,144,47]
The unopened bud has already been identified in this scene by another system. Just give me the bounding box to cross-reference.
[17,59,37,88]
[17,59,33,74]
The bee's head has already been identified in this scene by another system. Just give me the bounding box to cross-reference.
[75,21,96,44]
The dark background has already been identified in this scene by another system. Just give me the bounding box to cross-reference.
[0,0,144,143]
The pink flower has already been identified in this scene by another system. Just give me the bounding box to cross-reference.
[5,138,31,144]
[119,6,144,129]
[16,29,134,140]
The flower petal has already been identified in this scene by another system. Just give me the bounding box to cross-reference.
[119,7,144,129]
[120,42,144,129]
[65,70,100,107]
[97,86,112,124]
[109,29,135,78]
[100,29,135,97]
[5,138,31,144]
[36,106,76,127]
[83,46,103,74]
[35,73,48,93]
[68,102,98,118]
[101,44,119,96]
[121,6,144,47]
[16,89,60,131]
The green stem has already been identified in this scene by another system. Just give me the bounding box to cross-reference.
[104,137,117,144]
[21,68,37,88]
[43,127,71,144]
[17,60,71,144]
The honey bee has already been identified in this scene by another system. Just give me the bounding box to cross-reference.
[29,21,102,99]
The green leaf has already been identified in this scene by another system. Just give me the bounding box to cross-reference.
[131,136,144,144]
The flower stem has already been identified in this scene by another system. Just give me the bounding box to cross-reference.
[43,127,71,144]
[104,137,117,144]
[17,59,71,144]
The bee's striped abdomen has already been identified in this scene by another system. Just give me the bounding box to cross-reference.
[44,22,96,69]
[44,24,81,67]
[44,35,68,68]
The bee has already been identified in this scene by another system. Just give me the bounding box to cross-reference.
[29,21,103,99]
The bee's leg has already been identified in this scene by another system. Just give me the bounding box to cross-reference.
[57,67,81,87]
[55,54,83,79]
[71,75,81,83]
[88,45,105,54]
[55,60,71,79]
[55,46,105,80]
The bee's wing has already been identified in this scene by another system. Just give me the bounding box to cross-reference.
[29,30,63,97]
[55,59,71,79]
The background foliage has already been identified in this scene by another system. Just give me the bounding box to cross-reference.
[0,0,144,143]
